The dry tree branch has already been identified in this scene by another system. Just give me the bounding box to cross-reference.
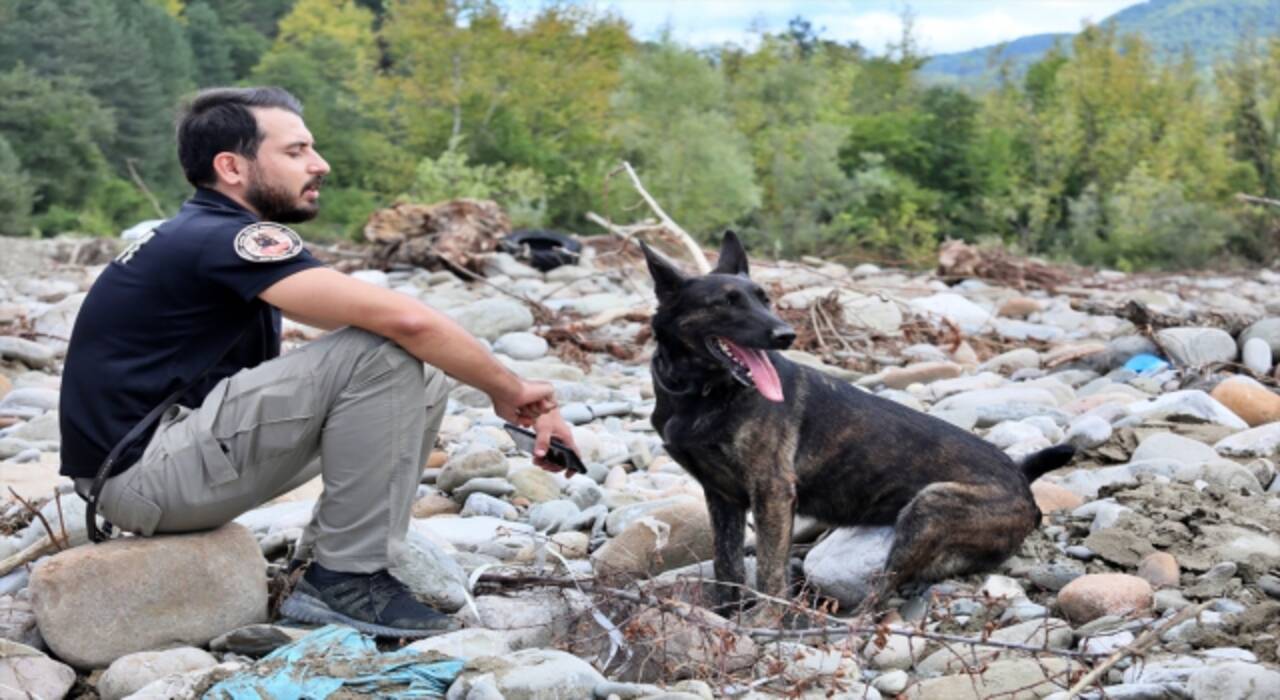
[125,158,168,219]
[593,162,711,274]
[1062,601,1213,699]
[1236,193,1280,208]
[476,572,1110,661]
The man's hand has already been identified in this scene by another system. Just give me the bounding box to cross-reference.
[532,409,579,473]
[490,379,557,427]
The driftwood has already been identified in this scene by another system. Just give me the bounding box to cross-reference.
[364,198,510,273]
[1069,298,1255,336]
[588,161,711,275]
[936,239,1073,292]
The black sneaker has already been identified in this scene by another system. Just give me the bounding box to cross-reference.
[279,563,463,638]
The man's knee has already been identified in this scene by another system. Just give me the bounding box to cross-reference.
[323,327,423,387]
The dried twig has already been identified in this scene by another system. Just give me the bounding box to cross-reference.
[475,572,1110,661]
[7,487,66,550]
[1236,193,1280,208]
[600,162,711,274]
[1062,601,1213,699]
[125,158,168,219]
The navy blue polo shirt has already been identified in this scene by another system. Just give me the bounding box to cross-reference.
[59,188,322,478]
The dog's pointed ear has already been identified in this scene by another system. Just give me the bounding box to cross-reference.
[640,241,686,301]
[713,230,749,277]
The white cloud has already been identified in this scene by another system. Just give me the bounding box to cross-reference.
[584,0,1140,55]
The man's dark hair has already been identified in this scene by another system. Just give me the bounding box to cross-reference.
[176,87,303,188]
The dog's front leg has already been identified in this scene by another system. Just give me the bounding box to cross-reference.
[751,473,797,604]
[705,490,747,611]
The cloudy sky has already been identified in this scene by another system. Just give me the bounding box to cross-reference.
[509,1,1143,55]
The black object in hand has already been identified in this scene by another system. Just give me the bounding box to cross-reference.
[502,423,587,474]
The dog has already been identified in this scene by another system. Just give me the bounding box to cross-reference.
[642,231,1074,610]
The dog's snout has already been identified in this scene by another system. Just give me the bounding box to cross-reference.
[771,326,796,348]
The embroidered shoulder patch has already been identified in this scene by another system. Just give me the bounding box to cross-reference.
[234,222,303,262]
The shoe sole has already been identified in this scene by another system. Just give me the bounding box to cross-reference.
[279,591,462,639]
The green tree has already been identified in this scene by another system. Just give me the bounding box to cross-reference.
[380,1,631,227]
[253,0,403,237]
[0,65,114,212]
[0,135,36,236]
[185,1,237,86]
[610,40,760,237]
[0,0,194,197]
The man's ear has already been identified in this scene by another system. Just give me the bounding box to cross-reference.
[212,151,248,187]
[640,241,686,301]
[713,230,749,277]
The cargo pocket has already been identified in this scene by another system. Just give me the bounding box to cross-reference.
[104,484,163,537]
[207,377,317,476]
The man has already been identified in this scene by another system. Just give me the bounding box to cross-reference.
[59,86,576,638]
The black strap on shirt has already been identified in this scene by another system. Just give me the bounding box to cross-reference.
[85,325,251,543]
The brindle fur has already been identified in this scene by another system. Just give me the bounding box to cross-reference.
[643,232,1075,609]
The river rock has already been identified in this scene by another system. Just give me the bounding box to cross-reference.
[1211,377,1280,428]
[1056,573,1152,624]
[802,526,895,608]
[1156,327,1236,367]
[98,647,218,700]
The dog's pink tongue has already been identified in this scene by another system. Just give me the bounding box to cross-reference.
[728,341,784,402]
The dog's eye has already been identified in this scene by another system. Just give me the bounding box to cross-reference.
[725,290,743,305]
[754,289,769,305]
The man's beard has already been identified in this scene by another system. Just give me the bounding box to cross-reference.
[245,164,322,224]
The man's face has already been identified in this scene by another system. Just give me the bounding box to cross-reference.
[242,107,330,224]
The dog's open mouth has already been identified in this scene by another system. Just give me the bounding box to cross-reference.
[707,336,784,402]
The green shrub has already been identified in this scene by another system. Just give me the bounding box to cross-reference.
[1069,166,1229,270]
[409,138,557,229]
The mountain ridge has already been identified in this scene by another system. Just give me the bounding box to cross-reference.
[921,0,1280,84]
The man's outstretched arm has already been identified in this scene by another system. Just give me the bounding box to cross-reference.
[260,267,554,426]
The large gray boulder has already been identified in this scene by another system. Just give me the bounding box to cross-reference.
[30,523,267,669]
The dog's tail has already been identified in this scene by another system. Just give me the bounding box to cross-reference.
[1019,444,1076,482]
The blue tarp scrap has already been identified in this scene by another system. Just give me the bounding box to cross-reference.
[203,625,464,700]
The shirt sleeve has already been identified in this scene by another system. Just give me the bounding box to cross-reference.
[199,221,324,301]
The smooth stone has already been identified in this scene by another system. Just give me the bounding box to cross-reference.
[979,348,1041,374]
[0,644,76,700]
[1239,317,1280,357]
[528,499,581,533]
[1131,432,1219,465]
[1126,390,1247,430]
[592,500,714,577]
[1242,337,1273,374]
[406,628,514,660]
[881,362,963,390]
[437,449,509,493]
[1215,422,1280,458]
[907,658,1080,699]
[802,526,895,608]
[1028,560,1086,591]
[209,624,308,655]
[30,524,266,669]
[1211,377,1280,428]
[909,293,993,334]
[461,492,518,520]
[452,477,516,502]
[1155,327,1236,367]
[1186,661,1280,700]
[0,337,56,370]
[412,515,534,550]
[0,387,59,414]
[1136,552,1180,589]
[447,298,535,340]
[1066,415,1113,449]
[445,648,606,700]
[98,647,218,700]
[509,467,562,503]
[1057,574,1153,624]
[916,618,1072,676]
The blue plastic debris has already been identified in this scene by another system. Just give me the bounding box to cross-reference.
[203,625,463,700]
[1123,353,1168,374]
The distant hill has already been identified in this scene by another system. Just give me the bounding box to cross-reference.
[921,0,1280,86]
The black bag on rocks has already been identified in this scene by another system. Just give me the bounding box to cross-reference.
[499,229,581,272]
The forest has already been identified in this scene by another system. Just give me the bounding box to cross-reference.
[1,0,1278,271]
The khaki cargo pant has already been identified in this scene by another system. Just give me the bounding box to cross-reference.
[80,327,450,573]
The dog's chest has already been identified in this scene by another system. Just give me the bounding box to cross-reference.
[658,404,769,502]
